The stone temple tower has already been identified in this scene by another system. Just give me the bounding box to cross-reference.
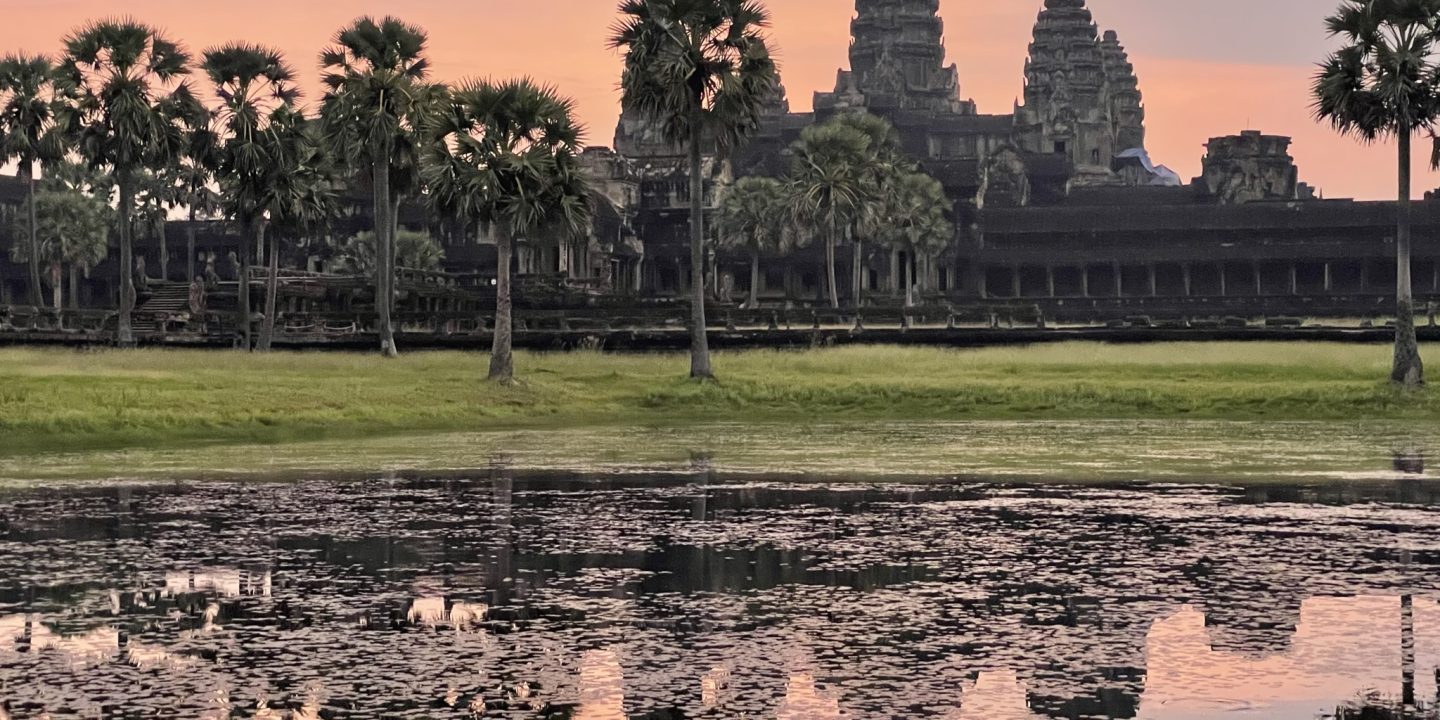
[1016,0,1146,175]
[814,0,977,118]
[1099,29,1145,152]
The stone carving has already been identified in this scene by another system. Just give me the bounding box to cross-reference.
[1196,131,1302,204]
[978,147,1032,209]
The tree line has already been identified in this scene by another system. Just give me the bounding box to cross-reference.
[0,15,595,383]
[0,0,828,383]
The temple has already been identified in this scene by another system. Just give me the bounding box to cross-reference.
[0,0,1437,342]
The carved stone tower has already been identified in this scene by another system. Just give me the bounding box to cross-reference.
[1015,0,1144,175]
[1099,30,1145,151]
[815,0,976,117]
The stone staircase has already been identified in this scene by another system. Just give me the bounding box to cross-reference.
[132,282,191,334]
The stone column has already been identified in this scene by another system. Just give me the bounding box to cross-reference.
[1218,263,1227,297]
[1289,263,1299,296]
[1011,267,1021,298]
[1253,263,1263,296]
[1182,264,1193,297]
[1113,262,1123,298]
[1046,266,1056,298]
[1147,264,1158,297]
[1080,266,1090,298]
[1323,262,1332,293]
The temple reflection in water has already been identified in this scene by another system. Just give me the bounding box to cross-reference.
[4,475,1440,718]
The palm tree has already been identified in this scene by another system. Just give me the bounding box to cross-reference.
[320,16,433,359]
[7,186,110,311]
[0,53,67,308]
[135,169,178,283]
[256,107,337,351]
[881,171,954,307]
[56,20,197,346]
[716,175,789,308]
[830,112,905,306]
[1314,0,1440,387]
[336,229,445,276]
[610,0,780,380]
[202,43,301,351]
[425,78,591,383]
[172,110,222,283]
[787,121,873,309]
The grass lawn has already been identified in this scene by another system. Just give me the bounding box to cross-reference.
[0,342,1435,457]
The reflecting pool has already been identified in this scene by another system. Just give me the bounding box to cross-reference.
[3,471,1440,718]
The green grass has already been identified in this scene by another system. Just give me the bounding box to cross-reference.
[0,342,1436,457]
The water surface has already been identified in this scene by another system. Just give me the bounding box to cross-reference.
[3,469,1440,718]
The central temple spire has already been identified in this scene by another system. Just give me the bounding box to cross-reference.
[1016,0,1147,173]
[815,0,975,117]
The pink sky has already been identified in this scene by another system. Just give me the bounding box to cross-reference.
[2,0,1430,199]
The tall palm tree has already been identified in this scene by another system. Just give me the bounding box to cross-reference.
[56,20,197,346]
[0,53,67,308]
[320,16,433,359]
[172,108,222,283]
[787,121,873,309]
[716,175,789,308]
[881,171,954,308]
[611,0,779,380]
[256,107,337,351]
[202,43,301,351]
[160,96,220,284]
[1314,0,1440,387]
[425,78,591,383]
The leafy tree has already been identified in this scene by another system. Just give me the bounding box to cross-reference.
[611,0,779,379]
[716,175,790,308]
[320,16,434,359]
[787,121,873,309]
[57,20,198,346]
[8,187,110,311]
[0,53,68,307]
[203,43,301,351]
[1313,0,1440,387]
[425,78,591,383]
[336,229,444,276]
[879,171,953,307]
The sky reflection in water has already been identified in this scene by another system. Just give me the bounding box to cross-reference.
[1,471,1439,718]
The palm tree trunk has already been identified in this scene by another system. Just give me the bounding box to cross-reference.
[1394,130,1425,386]
[23,165,42,308]
[186,210,197,283]
[905,247,916,308]
[117,173,136,347]
[239,220,256,351]
[490,229,515,383]
[258,230,280,352]
[687,105,714,379]
[158,216,169,282]
[374,156,398,358]
[50,263,62,312]
[852,237,863,308]
[1403,594,1417,711]
[826,210,840,310]
[749,249,760,309]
